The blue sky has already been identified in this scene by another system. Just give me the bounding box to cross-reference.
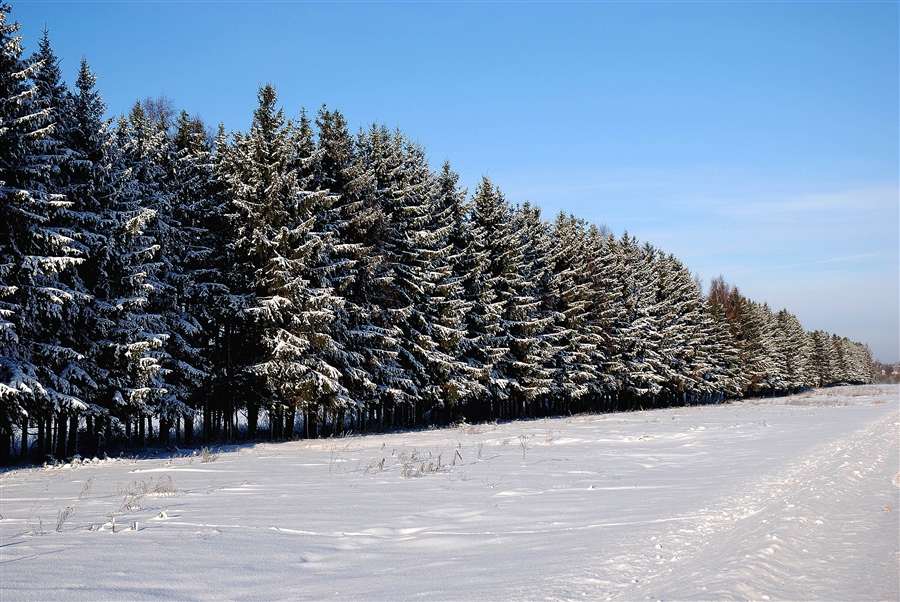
[13,1,900,362]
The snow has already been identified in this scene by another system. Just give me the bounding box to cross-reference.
[2,384,897,601]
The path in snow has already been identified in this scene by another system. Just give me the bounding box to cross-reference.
[548,395,899,601]
[1,385,897,601]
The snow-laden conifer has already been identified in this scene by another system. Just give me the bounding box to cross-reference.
[309,106,381,434]
[582,225,623,409]
[608,234,664,404]
[0,9,81,462]
[460,177,516,420]
[651,252,709,404]
[359,130,472,425]
[773,309,811,393]
[425,161,476,420]
[220,85,347,440]
[543,212,596,413]
[703,293,746,399]
[736,299,779,395]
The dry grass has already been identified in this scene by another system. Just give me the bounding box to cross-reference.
[116,475,176,514]
[55,506,74,532]
[518,435,532,462]
[78,477,94,500]
[200,446,220,463]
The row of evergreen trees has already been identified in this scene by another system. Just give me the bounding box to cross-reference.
[0,5,873,463]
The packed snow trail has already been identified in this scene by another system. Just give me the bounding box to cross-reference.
[1,385,897,601]
[544,399,899,601]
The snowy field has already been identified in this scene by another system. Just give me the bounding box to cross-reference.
[1,385,897,601]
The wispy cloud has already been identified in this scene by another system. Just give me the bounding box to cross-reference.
[692,186,898,222]
[767,253,884,270]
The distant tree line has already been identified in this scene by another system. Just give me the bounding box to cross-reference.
[873,362,900,384]
[0,6,874,464]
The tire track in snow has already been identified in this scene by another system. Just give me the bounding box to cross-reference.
[628,408,898,601]
[535,403,898,601]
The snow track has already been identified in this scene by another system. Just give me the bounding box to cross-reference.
[1,385,897,601]
[597,409,898,601]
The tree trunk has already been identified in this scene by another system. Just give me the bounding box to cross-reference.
[0,422,10,466]
[86,415,95,458]
[20,415,28,459]
[159,416,169,447]
[276,408,285,440]
[247,403,258,440]
[56,412,67,460]
[37,416,45,458]
[184,415,193,446]
[285,409,296,439]
[67,414,78,457]
[305,411,317,439]
[203,401,210,443]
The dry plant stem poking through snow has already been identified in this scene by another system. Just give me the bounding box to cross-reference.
[78,477,94,500]
[55,507,74,532]
[519,435,532,463]
[200,447,219,463]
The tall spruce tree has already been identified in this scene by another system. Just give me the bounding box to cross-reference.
[220,85,346,440]
[609,235,664,405]
[349,124,417,427]
[461,176,530,420]
[117,100,191,445]
[360,129,472,425]
[704,293,746,399]
[80,105,171,451]
[508,203,554,417]
[167,110,230,444]
[583,225,624,410]
[736,299,778,395]
[773,309,810,393]
[28,29,103,458]
[311,106,380,434]
[0,6,81,463]
[652,252,710,404]
[423,161,475,422]
[543,212,595,413]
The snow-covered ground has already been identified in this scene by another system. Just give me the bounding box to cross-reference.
[2,385,897,601]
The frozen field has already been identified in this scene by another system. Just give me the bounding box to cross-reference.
[1,385,898,601]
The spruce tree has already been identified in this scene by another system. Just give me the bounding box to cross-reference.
[220,85,346,440]
[360,130,472,425]
[652,252,708,405]
[773,309,810,393]
[0,6,80,462]
[736,300,779,395]
[704,293,746,399]
[543,212,595,414]
[424,161,475,422]
[168,110,229,444]
[609,234,664,406]
[461,177,530,420]
[311,106,379,434]
[583,225,624,410]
